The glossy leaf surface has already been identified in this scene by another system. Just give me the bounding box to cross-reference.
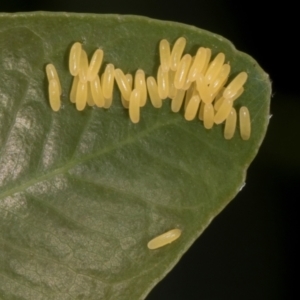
[0,12,271,300]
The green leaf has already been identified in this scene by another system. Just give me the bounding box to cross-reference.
[0,12,271,300]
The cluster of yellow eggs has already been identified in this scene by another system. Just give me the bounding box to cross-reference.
[46,37,251,140]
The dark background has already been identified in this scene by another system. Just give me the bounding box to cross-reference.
[2,1,298,299]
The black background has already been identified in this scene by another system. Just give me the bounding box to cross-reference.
[1,1,299,299]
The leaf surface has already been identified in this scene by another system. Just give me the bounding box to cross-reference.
[0,12,271,300]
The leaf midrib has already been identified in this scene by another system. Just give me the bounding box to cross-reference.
[0,118,180,200]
